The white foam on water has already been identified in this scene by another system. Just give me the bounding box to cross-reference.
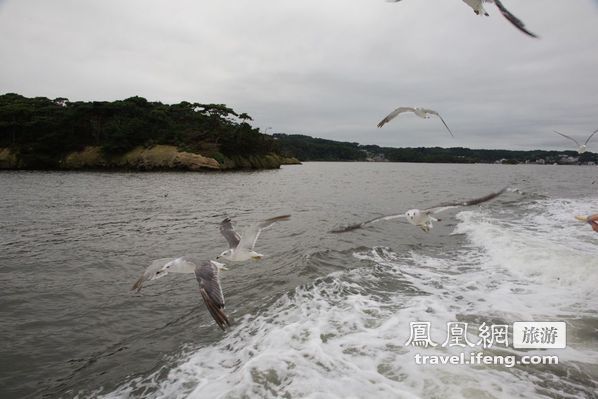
[101,197,598,399]
[100,270,539,398]
[454,197,598,294]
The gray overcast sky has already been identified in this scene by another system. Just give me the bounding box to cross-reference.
[1,0,597,150]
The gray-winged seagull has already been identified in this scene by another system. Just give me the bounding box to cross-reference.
[388,0,538,38]
[553,129,597,154]
[377,107,454,137]
[217,215,291,262]
[332,188,507,233]
[132,258,230,330]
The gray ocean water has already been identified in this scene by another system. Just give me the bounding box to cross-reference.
[1,163,597,399]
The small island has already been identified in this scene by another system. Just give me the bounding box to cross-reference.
[0,93,299,171]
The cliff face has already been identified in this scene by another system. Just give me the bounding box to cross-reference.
[0,148,17,168]
[62,145,221,170]
[0,145,301,171]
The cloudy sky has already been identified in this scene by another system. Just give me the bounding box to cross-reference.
[1,0,597,150]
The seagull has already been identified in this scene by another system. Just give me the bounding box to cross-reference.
[553,129,597,154]
[464,1,537,38]
[575,214,598,233]
[377,107,454,137]
[332,188,507,233]
[132,258,231,330]
[217,215,291,262]
[388,0,537,38]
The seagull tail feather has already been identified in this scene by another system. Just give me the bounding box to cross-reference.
[200,289,231,331]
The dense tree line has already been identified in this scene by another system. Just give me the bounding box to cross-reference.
[273,134,367,161]
[0,93,278,168]
[364,145,597,164]
[275,134,597,164]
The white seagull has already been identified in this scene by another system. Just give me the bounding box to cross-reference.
[377,107,454,137]
[132,258,230,330]
[462,0,538,38]
[217,215,291,262]
[388,0,537,38]
[332,188,507,233]
[553,129,597,154]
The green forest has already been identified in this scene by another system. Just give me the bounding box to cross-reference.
[0,93,282,169]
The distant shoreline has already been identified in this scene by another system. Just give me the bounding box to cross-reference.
[3,159,595,173]
[273,134,598,165]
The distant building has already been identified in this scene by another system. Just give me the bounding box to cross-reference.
[365,152,387,162]
[559,155,579,165]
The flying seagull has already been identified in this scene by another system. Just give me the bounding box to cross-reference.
[463,0,538,38]
[553,129,597,154]
[217,215,291,262]
[388,0,538,38]
[332,188,507,233]
[132,258,230,330]
[575,214,598,233]
[377,107,454,137]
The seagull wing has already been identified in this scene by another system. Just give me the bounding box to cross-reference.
[423,187,507,215]
[195,261,230,331]
[421,109,454,137]
[493,0,538,38]
[575,215,589,223]
[377,107,416,128]
[584,129,598,146]
[237,215,291,251]
[131,258,176,292]
[553,131,581,147]
[220,217,241,249]
[330,213,407,233]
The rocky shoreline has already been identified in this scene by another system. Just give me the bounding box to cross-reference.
[0,145,301,171]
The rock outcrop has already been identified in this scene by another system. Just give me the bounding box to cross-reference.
[0,145,300,171]
[0,148,17,168]
[62,145,221,170]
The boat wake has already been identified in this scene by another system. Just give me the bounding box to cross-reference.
[98,197,598,399]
